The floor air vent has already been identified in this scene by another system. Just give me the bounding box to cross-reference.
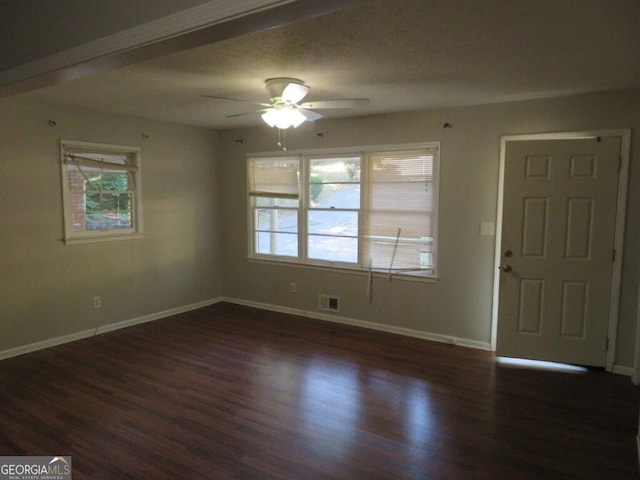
[318,294,340,312]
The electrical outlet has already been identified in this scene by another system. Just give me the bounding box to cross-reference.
[93,296,101,309]
[290,282,297,293]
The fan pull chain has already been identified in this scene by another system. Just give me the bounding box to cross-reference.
[276,128,287,151]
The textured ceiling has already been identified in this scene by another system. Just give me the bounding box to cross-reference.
[18,0,640,129]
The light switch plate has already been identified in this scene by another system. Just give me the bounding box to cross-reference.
[480,222,495,236]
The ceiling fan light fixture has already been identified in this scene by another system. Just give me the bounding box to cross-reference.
[260,109,277,127]
[261,105,306,129]
[205,77,367,132]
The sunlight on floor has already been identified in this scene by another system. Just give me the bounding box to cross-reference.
[496,356,589,374]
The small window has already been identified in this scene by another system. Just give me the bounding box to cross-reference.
[61,140,142,244]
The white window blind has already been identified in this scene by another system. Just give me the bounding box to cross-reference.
[362,148,438,273]
[63,145,139,192]
[63,148,138,171]
[248,156,299,199]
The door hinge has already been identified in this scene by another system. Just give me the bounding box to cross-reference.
[612,249,616,262]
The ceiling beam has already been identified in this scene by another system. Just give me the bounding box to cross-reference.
[0,0,374,99]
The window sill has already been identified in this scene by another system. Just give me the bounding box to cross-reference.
[64,233,144,245]
[247,257,438,283]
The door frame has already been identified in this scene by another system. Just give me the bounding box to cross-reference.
[490,129,631,372]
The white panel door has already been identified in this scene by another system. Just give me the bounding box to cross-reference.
[496,137,620,366]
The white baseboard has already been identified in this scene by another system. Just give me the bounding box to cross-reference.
[0,297,224,361]
[0,328,98,361]
[95,297,223,335]
[5,297,635,379]
[612,365,636,379]
[223,296,492,351]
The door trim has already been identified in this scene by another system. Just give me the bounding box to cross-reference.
[491,129,631,372]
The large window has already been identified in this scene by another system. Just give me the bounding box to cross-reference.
[61,140,142,244]
[248,144,439,277]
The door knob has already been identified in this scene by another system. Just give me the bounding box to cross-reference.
[499,265,512,273]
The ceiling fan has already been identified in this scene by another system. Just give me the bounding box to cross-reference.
[203,78,369,129]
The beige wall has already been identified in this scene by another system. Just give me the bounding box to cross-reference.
[1,88,638,371]
[219,88,640,369]
[0,98,222,352]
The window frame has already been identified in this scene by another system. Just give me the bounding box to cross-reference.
[247,143,439,279]
[60,140,143,245]
[248,155,301,261]
[361,148,439,276]
[305,154,362,268]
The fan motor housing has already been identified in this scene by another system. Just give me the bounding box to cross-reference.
[265,77,306,100]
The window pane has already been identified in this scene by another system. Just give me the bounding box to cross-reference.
[256,232,298,257]
[66,164,133,232]
[84,212,132,231]
[100,171,130,191]
[249,157,299,198]
[86,193,131,213]
[70,192,133,232]
[310,157,361,182]
[256,208,298,233]
[311,183,360,209]
[255,197,299,208]
[67,167,131,193]
[310,157,360,208]
[308,235,358,263]
[308,211,358,236]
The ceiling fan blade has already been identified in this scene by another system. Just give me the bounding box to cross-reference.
[225,111,253,118]
[298,108,323,122]
[225,108,269,118]
[282,82,310,104]
[299,99,369,109]
[202,95,270,107]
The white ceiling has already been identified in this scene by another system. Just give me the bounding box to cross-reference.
[17,0,640,130]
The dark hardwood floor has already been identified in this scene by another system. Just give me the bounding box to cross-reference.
[0,302,637,479]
